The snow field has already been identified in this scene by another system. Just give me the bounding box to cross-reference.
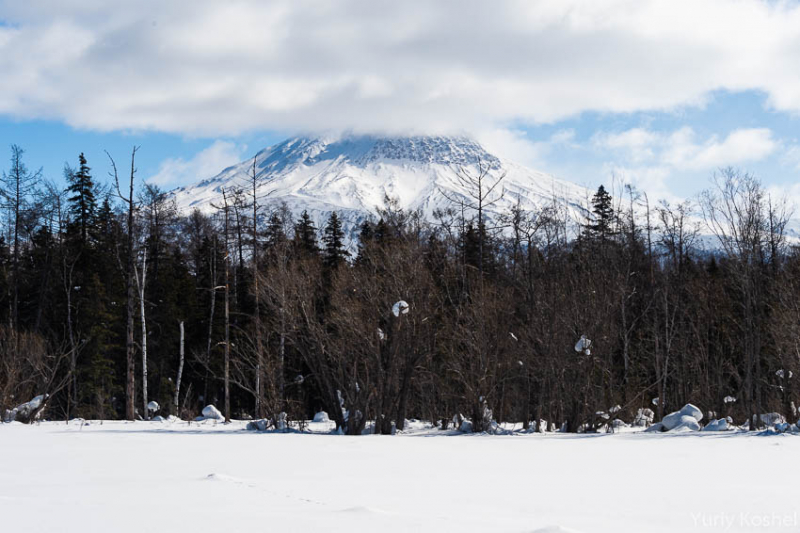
[1,420,798,532]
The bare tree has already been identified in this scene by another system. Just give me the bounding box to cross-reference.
[1,145,41,331]
[173,320,185,417]
[439,158,506,276]
[107,147,139,421]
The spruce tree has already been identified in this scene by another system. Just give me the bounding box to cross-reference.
[586,185,615,241]
[66,153,97,245]
[265,212,287,248]
[293,210,319,257]
[322,212,349,270]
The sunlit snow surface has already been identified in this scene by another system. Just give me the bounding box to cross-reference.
[2,419,798,532]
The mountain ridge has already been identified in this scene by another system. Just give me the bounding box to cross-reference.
[172,134,591,243]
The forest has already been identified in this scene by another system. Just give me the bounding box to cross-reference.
[1,144,798,434]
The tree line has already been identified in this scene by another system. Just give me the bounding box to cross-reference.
[1,145,797,433]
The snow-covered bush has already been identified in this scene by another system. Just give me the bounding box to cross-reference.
[650,403,704,433]
[672,415,701,432]
[391,300,409,317]
[742,412,785,429]
[3,394,47,424]
[147,401,160,414]
[758,412,785,426]
[313,411,330,423]
[574,335,591,355]
[275,412,288,432]
[774,422,791,433]
[702,418,731,432]
[633,408,654,427]
[247,418,270,431]
[200,404,223,421]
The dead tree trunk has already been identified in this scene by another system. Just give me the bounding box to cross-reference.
[222,188,231,423]
[134,248,148,419]
[107,147,139,421]
[174,320,185,417]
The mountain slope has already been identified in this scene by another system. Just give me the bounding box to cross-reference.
[172,134,591,242]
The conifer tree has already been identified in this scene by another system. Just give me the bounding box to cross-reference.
[293,210,319,257]
[586,185,615,241]
[322,212,349,269]
[66,153,97,245]
[265,212,287,249]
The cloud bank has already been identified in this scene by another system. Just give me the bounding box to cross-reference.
[2,0,800,136]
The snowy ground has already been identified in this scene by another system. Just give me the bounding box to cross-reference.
[2,419,798,532]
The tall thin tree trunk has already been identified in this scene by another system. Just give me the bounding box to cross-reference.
[251,158,263,418]
[135,249,148,419]
[204,236,217,406]
[124,149,138,421]
[223,189,231,423]
[174,320,185,417]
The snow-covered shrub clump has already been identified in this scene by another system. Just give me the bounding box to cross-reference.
[452,414,472,433]
[650,404,704,433]
[200,405,223,421]
[574,335,592,355]
[678,404,703,421]
[774,422,791,433]
[3,394,47,424]
[702,418,731,432]
[147,401,159,414]
[246,419,269,431]
[672,416,701,432]
[312,411,330,423]
[391,300,409,317]
[275,412,288,432]
[758,413,785,426]
[634,408,654,427]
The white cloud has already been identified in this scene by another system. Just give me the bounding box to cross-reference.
[476,128,575,167]
[148,140,246,188]
[662,127,777,170]
[584,126,780,202]
[593,128,659,162]
[2,1,800,135]
[594,126,778,169]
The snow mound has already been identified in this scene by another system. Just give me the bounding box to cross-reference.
[702,418,730,432]
[653,404,705,432]
[147,401,160,413]
[574,335,592,354]
[774,422,791,433]
[3,394,47,423]
[246,419,270,431]
[679,404,703,422]
[392,300,409,317]
[201,405,224,420]
[313,411,330,423]
[758,413,785,426]
[673,416,701,432]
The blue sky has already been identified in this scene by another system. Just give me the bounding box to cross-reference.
[2,1,800,205]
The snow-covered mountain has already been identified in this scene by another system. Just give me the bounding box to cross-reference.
[172,134,591,242]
